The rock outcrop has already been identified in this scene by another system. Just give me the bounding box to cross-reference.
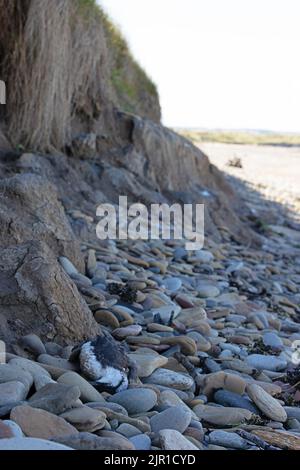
[0,242,99,345]
[0,173,84,270]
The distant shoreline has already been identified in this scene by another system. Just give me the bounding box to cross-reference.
[175,129,300,147]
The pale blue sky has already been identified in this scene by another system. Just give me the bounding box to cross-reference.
[99,0,300,132]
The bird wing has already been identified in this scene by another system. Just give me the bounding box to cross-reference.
[92,335,129,371]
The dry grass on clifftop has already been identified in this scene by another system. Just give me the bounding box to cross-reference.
[0,0,160,152]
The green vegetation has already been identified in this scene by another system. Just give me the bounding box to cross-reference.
[76,0,102,20]
[76,0,158,115]
[99,7,158,114]
[77,0,98,11]
[178,129,300,147]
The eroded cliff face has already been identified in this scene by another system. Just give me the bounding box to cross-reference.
[0,111,260,345]
[0,1,259,346]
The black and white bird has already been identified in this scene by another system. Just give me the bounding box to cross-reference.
[70,333,137,394]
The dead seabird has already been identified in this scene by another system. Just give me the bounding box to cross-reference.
[70,332,137,393]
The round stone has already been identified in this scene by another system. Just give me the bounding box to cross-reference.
[0,363,33,393]
[94,310,120,329]
[177,306,207,326]
[147,324,174,333]
[209,430,249,449]
[222,358,255,375]
[214,390,259,414]
[246,354,287,371]
[10,406,78,440]
[70,272,93,287]
[219,350,233,359]
[9,358,51,381]
[219,342,241,354]
[187,331,211,352]
[158,389,194,413]
[108,388,157,415]
[2,420,24,438]
[286,418,300,430]
[113,325,142,340]
[174,294,195,309]
[251,380,282,396]
[87,402,128,416]
[246,384,287,422]
[128,352,168,378]
[173,248,188,261]
[57,371,105,403]
[34,375,56,391]
[129,434,151,450]
[60,406,106,432]
[159,430,198,450]
[163,278,182,293]
[201,371,246,397]
[195,250,214,263]
[127,281,147,291]
[0,381,27,407]
[37,354,77,371]
[284,407,300,421]
[19,334,46,356]
[0,438,73,450]
[116,423,141,438]
[0,420,14,438]
[184,426,204,443]
[29,383,81,415]
[198,285,220,298]
[45,342,64,356]
[193,404,252,426]
[150,406,191,433]
[59,257,78,276]
[61,346,74,360]
[262,332,284,351]
[162,336,197,355]
[143,368,194,391]
[53,431,135,450]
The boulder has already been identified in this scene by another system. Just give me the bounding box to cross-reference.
[0,241,99,344]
